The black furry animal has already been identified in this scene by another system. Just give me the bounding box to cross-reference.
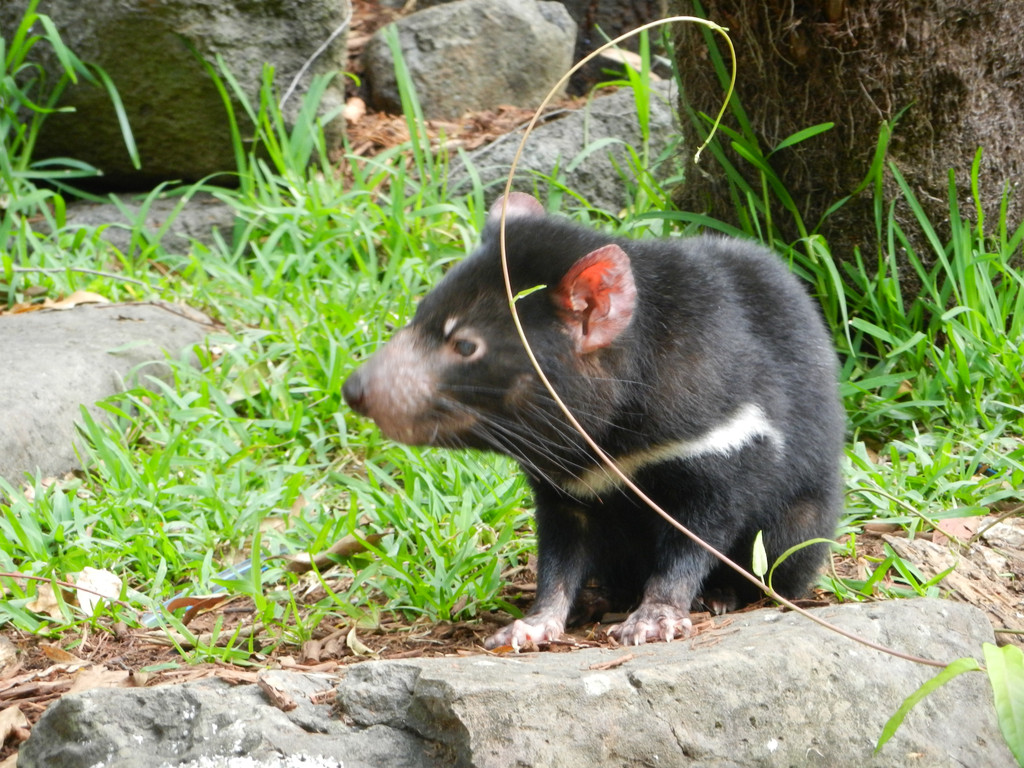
[343,193,844,648]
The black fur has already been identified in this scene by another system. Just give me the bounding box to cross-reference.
[344,198,844,647]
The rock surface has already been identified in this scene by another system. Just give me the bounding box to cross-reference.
[377,0,671,94]
[51,192,237,256]
[0,302,214,484]
[0,0,351,187]
[18,599,1015,768]
[454,79,682,213]
[364,0,576,119]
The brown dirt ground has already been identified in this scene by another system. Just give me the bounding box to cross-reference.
[2,2,1022,763]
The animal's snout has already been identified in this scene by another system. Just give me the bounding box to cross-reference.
[342,369,368,414]
[341,328,463,446]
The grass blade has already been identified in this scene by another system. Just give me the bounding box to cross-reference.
[875,656,982,753]
[984,643,1024,766]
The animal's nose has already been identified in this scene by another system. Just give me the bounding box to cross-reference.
[342,370,367,414]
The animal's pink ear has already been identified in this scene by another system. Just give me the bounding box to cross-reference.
[487,192,545,223]
[552,244,637,354]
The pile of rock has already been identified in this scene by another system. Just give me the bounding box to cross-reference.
[0,0,672,190]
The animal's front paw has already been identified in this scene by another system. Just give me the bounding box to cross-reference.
[608,602,692,646]
[485,614,566,650]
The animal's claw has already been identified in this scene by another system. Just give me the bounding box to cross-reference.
[608,603,692,646]
[485,614,566,651]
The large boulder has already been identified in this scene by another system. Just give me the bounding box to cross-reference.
[18,600,1016,767]
[48,191,238,256]
[0,0,351,188]
[363,0,576,119]
[452,79,683,213]
[377,0,671,92]
[0,302,214,484]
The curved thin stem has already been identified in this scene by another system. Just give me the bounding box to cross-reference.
[494,18,949,669]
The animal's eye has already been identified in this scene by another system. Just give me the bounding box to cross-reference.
[443,319,484,360]
[453,338,478,357]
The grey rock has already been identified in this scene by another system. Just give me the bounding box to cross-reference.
[171,759,343,768]
[339,599,1011,767]
[452,79,683,213]
[558,0,670,47]
[364,0,576,120]
[19,672,434,768]
[470,78,682,208]
[19,600,1016,767]
[170,758,344,768]
[371,0,673,95]
[53,192,238,256]
[0,0,350,187]
[0,302,214,484]
[374,0,666,55]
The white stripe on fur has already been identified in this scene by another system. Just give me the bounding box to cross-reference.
[559,403,782,499]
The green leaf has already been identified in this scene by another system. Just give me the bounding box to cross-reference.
[770,122,834,154]
[90,64,139,169]
[876,656,981,753]
[514,283,547,302]
[983,642,1024,765]
[751,530,768,579]
[848,317,899,346]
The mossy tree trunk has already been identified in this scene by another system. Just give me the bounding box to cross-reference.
[669,0,1023,258]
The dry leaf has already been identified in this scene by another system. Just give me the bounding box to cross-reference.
[75,566,122,615]
[0,636,18,678]
[289,493,308,520]
[310,687,337,706]
[26,582,62,619]
[932,517,981,546]
[259,515,287,535]
[345,627,378,659]
[300,639,322,664]
[0,704,29,747]
[862,522,902,535]
[65,665,132,694]
[165,595,232,627]
[285,531,388,573]
[9,301,43,314]
[596,49,662,79]
[40,644,82,664]
[321,631,344,658]
[257,672,297,712]
[45,290,109,310]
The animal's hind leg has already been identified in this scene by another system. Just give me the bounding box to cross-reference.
[765,494,838,597]
[694,572,757,615]
[698,495,836,614]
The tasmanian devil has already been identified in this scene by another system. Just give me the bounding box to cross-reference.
[343,192,844,648]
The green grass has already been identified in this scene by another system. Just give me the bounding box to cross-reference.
[0,12,1021,669]
[0,23,534,656]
